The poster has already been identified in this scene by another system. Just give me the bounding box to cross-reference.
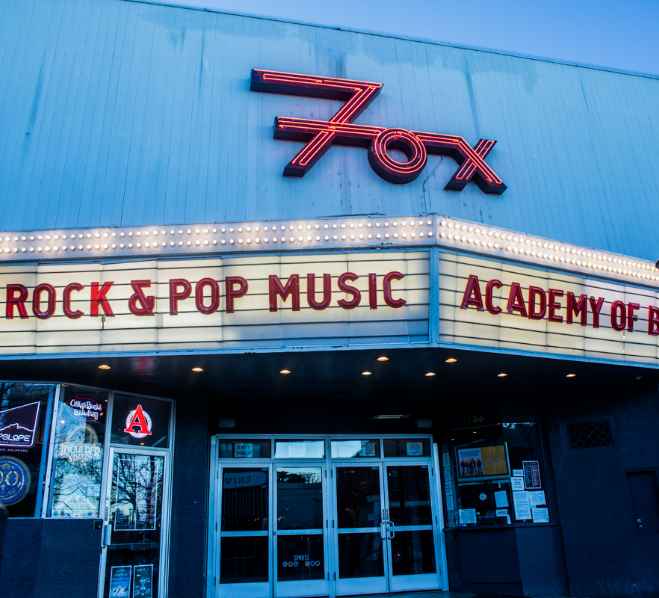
[494,490,509,508]
[513,491,532,520]
[406,441,424,456]
[510,476,525,491]
[532,506,550,523]
[133,564,154,598]
[528,490,546,507]
[456,445,509,480]
[458,508,477,525]
[523,460,542,489]
[109,566,132,598]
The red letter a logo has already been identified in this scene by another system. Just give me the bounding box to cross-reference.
[123,404,153,438]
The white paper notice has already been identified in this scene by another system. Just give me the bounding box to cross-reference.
[512,469,524,477]
[458,508,477,525]
[494,490,509,508]
[528,490,546,507]
[511,476,525,491]
[496,508,511,524]
[532,506,550,523]
[513,491,532,520]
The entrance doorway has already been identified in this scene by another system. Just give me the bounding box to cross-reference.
[208,436,447,598]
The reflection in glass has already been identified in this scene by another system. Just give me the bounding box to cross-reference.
[111,453,164,532]
[336,467,381,528]
[277,468,322,530]
[221,468,268,531]
[338,532,384,578]
[277,535,324,581]
[274,440,324,459]
[387,466,432,525]
[331,440,379,458]
[220,537,268,583]
[219,440,271,459]
[391,530,436,575]
[48,387,108,518]
[383,438,430,457]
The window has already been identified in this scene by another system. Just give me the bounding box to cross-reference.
[445,419,549,528]
[47,386,108,518]
[0,382,54,517]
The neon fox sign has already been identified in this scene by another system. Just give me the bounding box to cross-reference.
[251,69,506,194]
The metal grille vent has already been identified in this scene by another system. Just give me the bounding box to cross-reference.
[567,420,613,449]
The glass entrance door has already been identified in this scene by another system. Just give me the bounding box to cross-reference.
[101,448,169,598]
[217,466,270,598]
[385,464,439,592]
[333,464,388,595]
[274,466,329,597]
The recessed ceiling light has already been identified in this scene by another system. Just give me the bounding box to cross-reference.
[425,371,436,377]
[372,414,409,420]
[497,372,508,378]
[376,355,390,363]
[191,366,204,373]
[565,372,577,379]
[279,368,292,375]
[444,357,458,364]
[361,370,373,377]
[98,363,111,371]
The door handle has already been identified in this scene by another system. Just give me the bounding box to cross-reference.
[101,523,112,547]
[388,521,396,540]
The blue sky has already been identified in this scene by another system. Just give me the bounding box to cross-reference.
[175,0,659,76]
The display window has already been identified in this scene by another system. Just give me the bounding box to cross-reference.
[47,386,109,518]
[443,419,550,527]
[0,382,54,517]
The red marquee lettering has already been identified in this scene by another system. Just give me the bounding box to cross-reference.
[169,278,192,315]
[128,280,155,316]
[269,274,300,312]
[506,283,528,317]
[383,271,406,308]
[368,273,378,309]
[648,306,659,336]
[195,277,220,315]
[225,276,248,313]
[485,279,502,315]
[306,273,332,310]
[626,302,640,332]
[566,292,588,325]
[589,296,605,328]
[460,275,484,311]
[63,283,84,319]
[6,284,28,319]
[527,286,547,320]
[337,272,361,309]
[32,283,56,319]
[610,300,626,331]
[547,289,564,323]
[90,281,114,317]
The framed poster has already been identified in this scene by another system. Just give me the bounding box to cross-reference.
[456,444,510,481]
[133,564,154,598]
[109,565,132,598]
[522,460,542,490]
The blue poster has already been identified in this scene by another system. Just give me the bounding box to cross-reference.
[109,565,132,598]
[0,456,31,506]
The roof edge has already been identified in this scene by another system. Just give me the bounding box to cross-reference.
[122,0,659,82]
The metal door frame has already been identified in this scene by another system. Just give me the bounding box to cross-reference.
[98,444,172,598]
[209,434,447,598]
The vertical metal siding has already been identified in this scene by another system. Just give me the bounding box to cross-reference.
[1,0,658,260]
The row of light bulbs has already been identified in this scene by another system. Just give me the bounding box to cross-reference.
[0,215,656,290]
[0,218,435,256]
[439,218,659,283]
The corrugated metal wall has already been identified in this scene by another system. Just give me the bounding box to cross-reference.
[1,0,658,259]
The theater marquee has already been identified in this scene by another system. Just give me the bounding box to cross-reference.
[0,251,429,355]
[440,251,659,366]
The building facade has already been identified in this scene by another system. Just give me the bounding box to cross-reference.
[0,1,659,597]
